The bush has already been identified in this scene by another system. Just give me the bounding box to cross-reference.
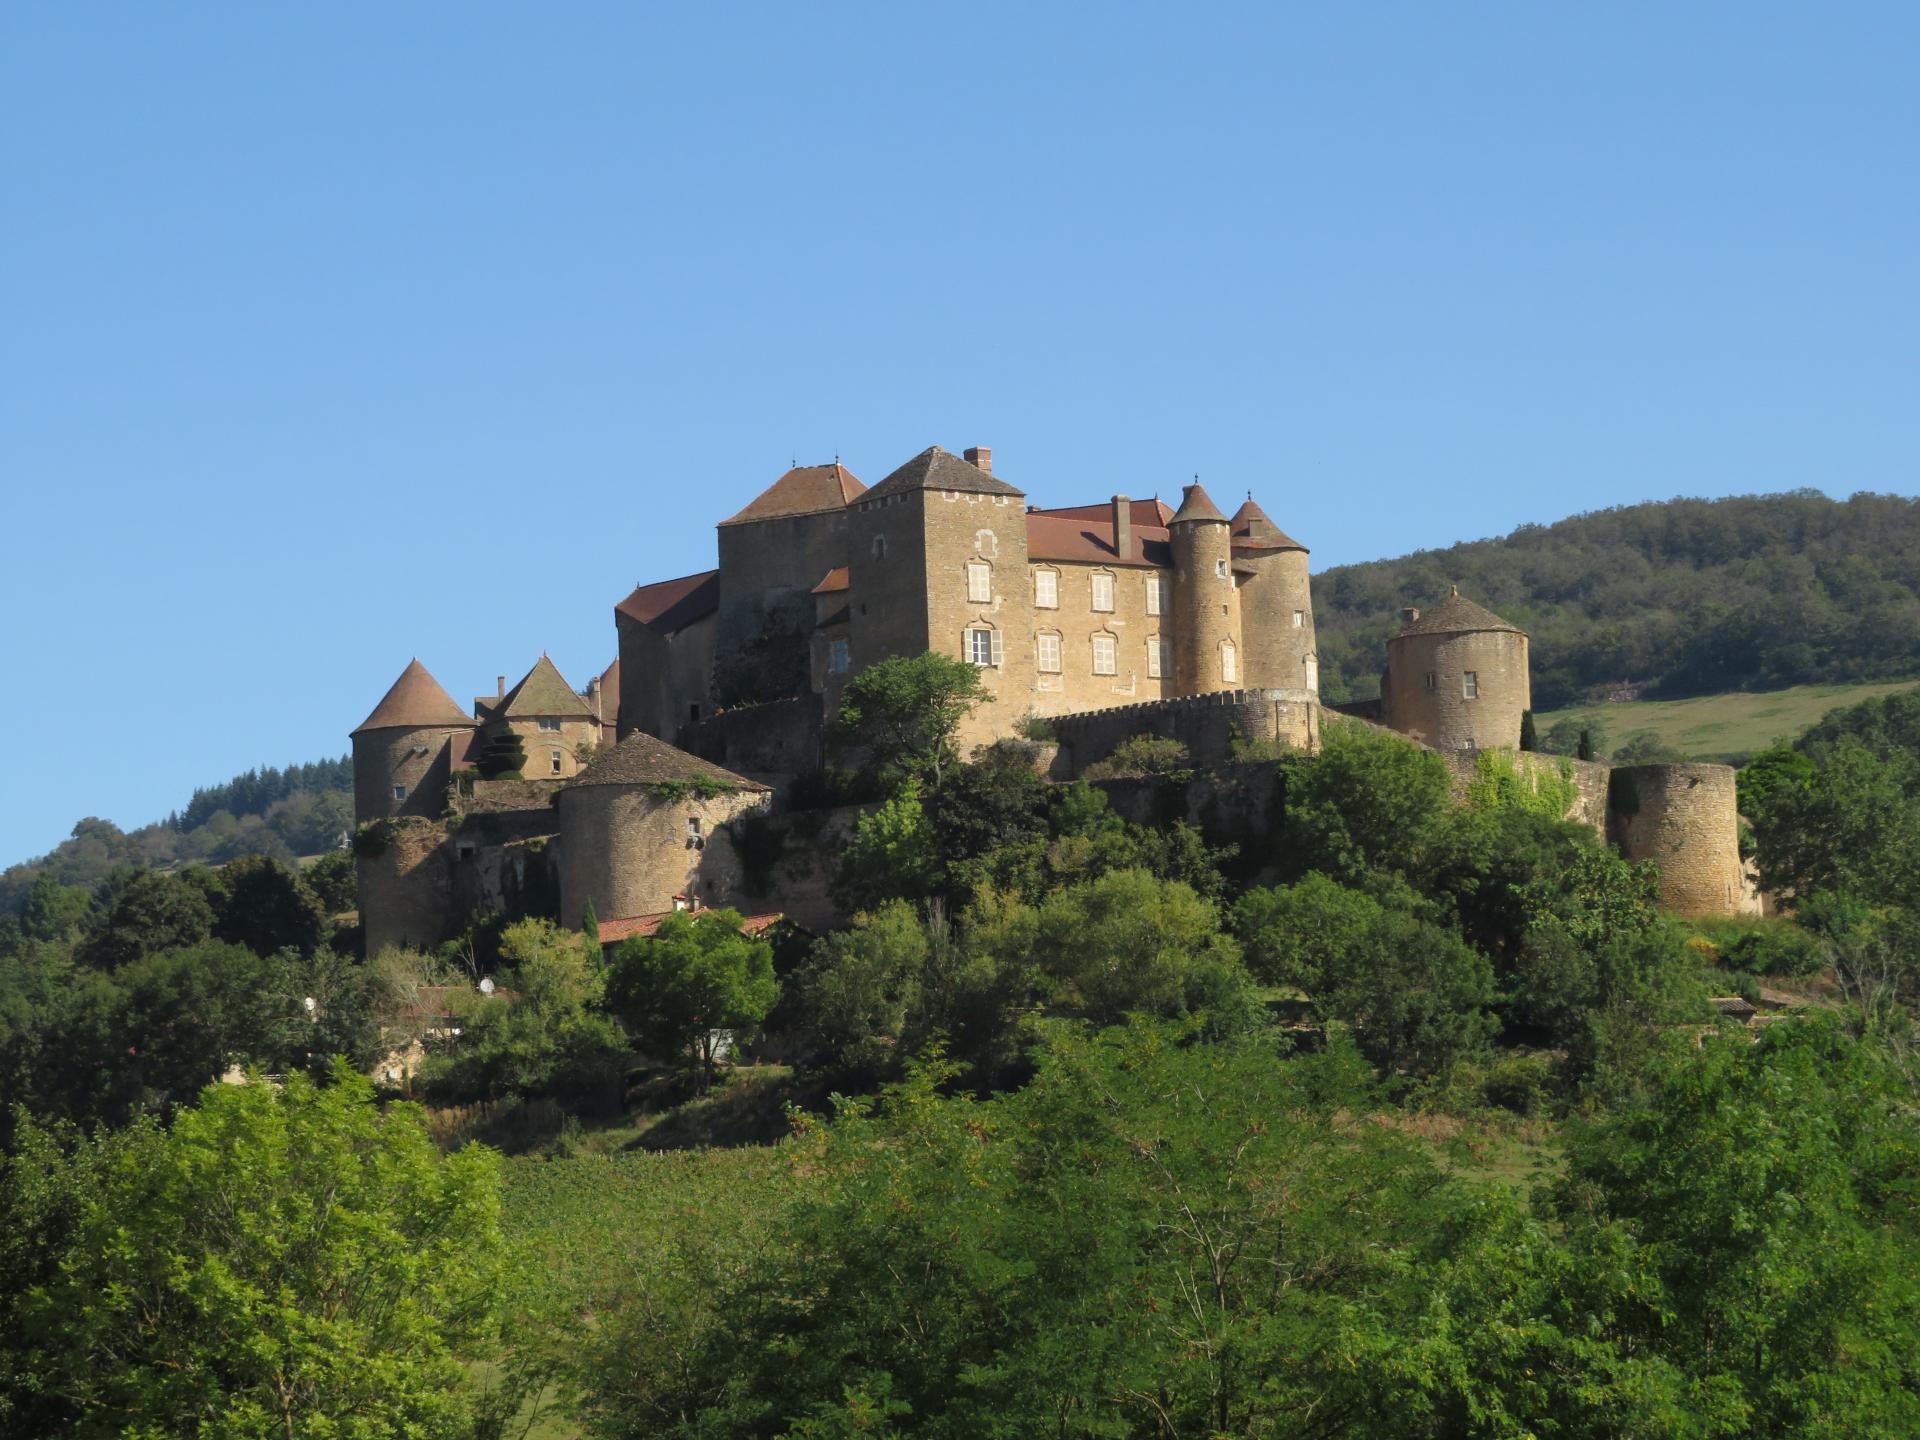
[1692,916,1824,977]
[1083,734,1191,781]
[1479,1053,1554,1116]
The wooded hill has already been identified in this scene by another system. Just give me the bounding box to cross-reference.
[1312,490,1920,710]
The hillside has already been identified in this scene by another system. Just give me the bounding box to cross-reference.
[1535,678,1920,766]
[1311,490,1920,710]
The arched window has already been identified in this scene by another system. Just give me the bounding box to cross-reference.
[870,534,888,560]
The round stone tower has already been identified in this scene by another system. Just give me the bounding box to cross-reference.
[556,731,772,928]
[1230,495,1317,695]
[1167,482,1239,696]
[350,659,478,824]
[1608,763,1758,918]
[1381,590,1530,751]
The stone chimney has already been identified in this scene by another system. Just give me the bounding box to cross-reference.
[1112,495,1133,562]
[964,446,992,474]
[496,675,506,698]
[1400,608,1420,624]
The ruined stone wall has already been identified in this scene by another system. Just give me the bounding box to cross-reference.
[357,818,455,956]
[1029,559,1169,716]
[1168,520,1240,697]
[555,784,773,928]
[1382,629,1530,752]
[680,696,825,782]
[616,609,716,743]
[447,803,561,922]
[1236,548,1318,696]
[352,727,469,825]
[1048,688,1320,776]
[1608,763,1759,918]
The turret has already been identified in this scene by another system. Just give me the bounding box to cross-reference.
[1166,482,1239,696]
[1380,589,1530,750]
[349,659,477,824]
[1231,495,1317,695]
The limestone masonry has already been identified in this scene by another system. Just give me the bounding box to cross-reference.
[351,442,1758,951]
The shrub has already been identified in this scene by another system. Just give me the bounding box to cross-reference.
[1692,915,1825,977]
[1479,1052,1553,1115]
[1083,734,1191,781]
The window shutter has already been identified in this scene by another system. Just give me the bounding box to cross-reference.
[989,629,1005,667]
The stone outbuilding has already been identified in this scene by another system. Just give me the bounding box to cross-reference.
[556,730,772,930]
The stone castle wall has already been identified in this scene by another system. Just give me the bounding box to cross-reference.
[1382,629,1530,751]
[681,696,824,781]
[1049,687,1320,776]
[1029,559,1170,716]
[352,726,469,826]
[617,608,716,742]
[555,783,772,928]
[1236,548,1317,694]
[357,819,456,956]
[1168,519,1239,697]
[716,509,853,698]
[1608,763,1760,918]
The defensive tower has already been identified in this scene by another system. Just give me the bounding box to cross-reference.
[1608,764,1760,918]
[1166,482,1238,696]
[1381,589,1530,750]
[350,659,477,824]
[1230,495,1317,694]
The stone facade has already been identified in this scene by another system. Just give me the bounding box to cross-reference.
[617,606,715,743]
[1030,560,1170,716]
[356,819,458,957]
[1236,546,1317,694]
[1383,626,1531,751]
[1049,687,1321,776]
[1168,506,1239,697]
[352,724,470,824]
[1609,763,1761,918]
[555,784,771,928]
[496,714,599,781]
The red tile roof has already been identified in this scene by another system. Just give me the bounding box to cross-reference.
[720,464,866,527]
[811,566,850,594]
[1031,498,1177,527]
[1025,513,1171,569]
[598,909,784,945]
[616,570,720,635]
[352,659,477,736]
[1230,496,1307,553]
[1170,482,1228,525]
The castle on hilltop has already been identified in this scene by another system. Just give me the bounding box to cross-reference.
[350,442,1757,956]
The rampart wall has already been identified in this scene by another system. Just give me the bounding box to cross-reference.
[681,696,825,781]
[1048,687,1319,776]
[357,819,455,956]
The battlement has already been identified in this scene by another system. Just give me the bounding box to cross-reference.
[1048,687,1321,775]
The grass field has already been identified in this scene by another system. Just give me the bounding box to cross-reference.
[1535,677,1920,764]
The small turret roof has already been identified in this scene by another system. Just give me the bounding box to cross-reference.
[860,446,1025,503]
[1230,495,1308,553]
[568,730,770,791]
[497,655,597,720]
[1395,589,1526,638]
[1169,482,1228,525]
[352,659,476,736]
[720,463,867,526]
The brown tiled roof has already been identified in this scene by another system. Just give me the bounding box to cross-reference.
[598,909,784,945]
[497,655,597,720]
[720,463,866,527]
[352,659,477,736]
[861,446,1025,502]
[594,658,621,720]
[1169,482,1228,525]
[1230,497,1308,553]
[811,566,850,594]
[1025,513,1171,569]
[569,730,769,791]
[616,570,720,635]
[1395,589,1526,639]
[1031,498,1177,527]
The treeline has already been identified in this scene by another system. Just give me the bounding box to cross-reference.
[1313,489,1920,708]
[0,756,353,912]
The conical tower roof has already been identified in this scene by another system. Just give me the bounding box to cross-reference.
[1169,481,1228,525]
[1230,495,1307,553]
[568,730,769,791]
[1394,588,1526,638]
[497,655,597,720]
[352,659,475,736]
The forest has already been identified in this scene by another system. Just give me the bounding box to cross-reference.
[4,654,1920,1437]
[1312,489,1920,708]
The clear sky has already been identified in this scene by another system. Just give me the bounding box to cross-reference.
[3,3,1917,866]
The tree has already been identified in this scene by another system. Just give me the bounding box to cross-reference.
[477,730,528,780]
[78,868,215,969]
[925,753,1047,876]
[1275,721,1453,884]
[1518,709,1538,751]
[833,779,940,911]
[1577,726,1597,761]
[1231,872,1386,990]
[1314,910,1496,1078]
[828,652,987,789]
[2,1064,510,1438]
[214,855,325,957]
[794,900,928,1080]
[606,909,778,1089]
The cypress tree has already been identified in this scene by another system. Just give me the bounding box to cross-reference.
[1519,710,1538,752]
[1577,728,1595,761]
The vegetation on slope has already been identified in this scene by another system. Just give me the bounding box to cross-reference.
[1535,677,1920,765]
[1312,490,1920,708]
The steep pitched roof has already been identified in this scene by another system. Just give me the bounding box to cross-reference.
[352,659,476,736]
[616,570,720,635]
[720,463,866,527]
[1230,496,1308,553]
[1169,482,1228,525]
[497,655,597,720]
[811,566,850,595]
[860,446,1025,503]
[1024,513,1171,569]
[1031,498,1177,527]
[1395,588,1526,638]
[568,730,770,791]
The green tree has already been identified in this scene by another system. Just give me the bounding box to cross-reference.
[214,855,326,957]
[833,778,940,911]
[794,900,928,1081]
[2,1064,510,1438]
[1577,726,1597,761]
[1314,910,1496,1078]
[78,868,216,969]
[828,651,987,789]
[1276,721,1453,884]
[606,909,778,1089]
[1518,708,1538,751]
[477,730,527,780]
[303,848,358,914]
[1231,871,1386,990]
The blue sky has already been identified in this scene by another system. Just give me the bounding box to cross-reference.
[3,3,1917,866]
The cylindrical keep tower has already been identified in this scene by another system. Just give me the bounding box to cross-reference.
[349,659,477,824]
[1608,763,1758,918]
[1167,482,1239,696]
[1381,590,1530,751]
[1230,496,1317,695]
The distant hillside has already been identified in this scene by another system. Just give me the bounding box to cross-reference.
[0,758,352,911]
[1312,490,1920,710]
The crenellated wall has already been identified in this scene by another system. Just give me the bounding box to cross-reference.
[1049,686,1319,776]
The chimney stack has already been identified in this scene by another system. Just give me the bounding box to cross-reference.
[1111,494,1133,562]
[496,675,506,698]
[963,445,992,474]
[1400,608,1420,624]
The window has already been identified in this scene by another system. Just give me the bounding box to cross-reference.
[1037,632,1062,672]
[457,843,476,861]
[1305,654,1319,691]
[1221,640,1238,684]
[1034,569,1058,608]
[688,702,702,723]
[1160,638,1172,677]
[1091,572,1115,612]
[1292,609,1304,628]
[828,638,849,674]
[1146,636,1162,678]
[538,717,563,732]
[965,627,1001,667]
[1092,633,1117,675]
[1423,672,1437,691]
[550,749,563,774]
[1146,575,1163,616]
[967,560,992,603]
[1463,671,1479,699]
[687,816,702,839]
[871,534,888,559]
[1215,558,1228,578]
[392,784,408,801]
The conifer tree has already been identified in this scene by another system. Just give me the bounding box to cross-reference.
[1519,710,1538,752]
[1577,727,1595,761]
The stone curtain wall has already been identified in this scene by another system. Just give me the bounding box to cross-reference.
[1437,749,1614,836]
[1608,763,1761,918]
[681,697,824,782]
[357,819,456,957]
[1048,687,1320,776]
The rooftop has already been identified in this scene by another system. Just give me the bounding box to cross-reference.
[569,729,769,791]
[1230,496,1307,553]
[496,655,597,720]
[352,659,476,736]
[1025,512,1172,568]
[720,463,866,527]
[616,569,721,635]
[1395,588,1527,638]
[598,909,784,946]
[1169,481,1228,525]
[860,445,1025,503]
